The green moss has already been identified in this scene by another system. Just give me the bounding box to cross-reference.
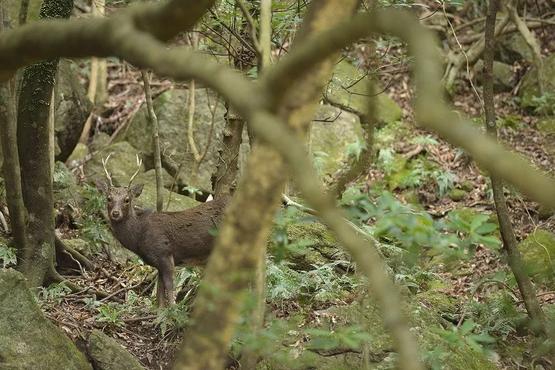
[88,330,145,370]
[326,60,402,124]
[0,270,92,370]
[449,189,467,202]
[518,229,555,288]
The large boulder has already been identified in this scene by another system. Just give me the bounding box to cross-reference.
[498,33,535,64]
[54,59,93,162]
[0,269,92,370]
[84,141,145,187]
[518,229,555,289]
[117,88,227,192]
[473,60,514,92]
[4,0,42,25]
[87,330,145,370]
[518,54,555,112]
[325,60,403,125]
[310,105,364,177]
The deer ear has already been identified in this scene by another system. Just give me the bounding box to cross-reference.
[130,184,144,197]
[96,180,109,194]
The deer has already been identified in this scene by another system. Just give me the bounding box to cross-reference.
[97,154,229,307]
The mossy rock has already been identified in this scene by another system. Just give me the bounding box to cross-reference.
[271,221,348,270]
[518,54,555,112]
[4,0,42,25]
[498,33,535,64]
[87,330,145,370]
[84,141,144,187]
[117,88,226,192]
[53,161,84,207]
[326,60,403,124]
[310,105,364,177]
[66,143,88,166]
[473,60,514,92]
[518,229,555,288]
[134,169,174,189]
[137,183,199,212]
[54,59,93,162]
[536,117,555,135]
[449,189,467,202]
[0,269,92,370]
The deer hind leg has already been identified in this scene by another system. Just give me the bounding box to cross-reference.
[159,254,176,306]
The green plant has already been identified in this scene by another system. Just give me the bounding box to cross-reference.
[445,209,501,250]
[266,258,358,303]
[38,282,71,305]
[305,325,372,351]
[96,302,126,327]
[154,299,190,335]
[0,242,17,268]
[434,169,456,197]
[435,320,496,353]
[530,92,555,115]
[311,150,329,175]
[345,138,367,161]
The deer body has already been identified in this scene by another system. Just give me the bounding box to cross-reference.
[99,182,228,306]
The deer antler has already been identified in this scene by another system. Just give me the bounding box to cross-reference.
[101,153,114,187]
[128,154,143,187]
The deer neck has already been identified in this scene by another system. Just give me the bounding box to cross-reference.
[110,207,141,252]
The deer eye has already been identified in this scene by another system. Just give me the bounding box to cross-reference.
[107,196,113,203]
[125,197,130,203]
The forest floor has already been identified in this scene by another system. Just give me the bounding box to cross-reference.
[36,4,555,370]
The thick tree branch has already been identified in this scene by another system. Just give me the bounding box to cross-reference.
[0,0,216,80]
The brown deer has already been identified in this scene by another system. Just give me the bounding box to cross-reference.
[97,155,228,306]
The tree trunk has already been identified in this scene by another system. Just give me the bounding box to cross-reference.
[0,0,28,259]
[483,0,547,334]
[241,2,273,367]
[174,2,361,369]
[16,0,74,287]
[142,70,164,211]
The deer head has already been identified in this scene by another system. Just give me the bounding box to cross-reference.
[97,153,144,222]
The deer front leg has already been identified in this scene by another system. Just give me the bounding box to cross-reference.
[158,255,175,306]
[156,272,166,307]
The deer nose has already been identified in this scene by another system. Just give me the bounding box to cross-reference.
[111,210,121,219]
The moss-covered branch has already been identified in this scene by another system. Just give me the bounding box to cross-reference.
[0,0,216,80]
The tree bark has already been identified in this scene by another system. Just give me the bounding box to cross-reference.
[16,0,74,286]
[211,5,256,198]
[241,2,272,367]
[483,0,547,334]
[142,70,164,211]
[0,0,28,259]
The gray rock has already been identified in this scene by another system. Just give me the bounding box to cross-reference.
[310,105,364,177]
[498,33,535,64]
[84,141,144,187]
[137,182,199,212]
[87,330,145,370]
[518,229,555,289]
[474,60,515,92]
[117,88,226,192]
[0,269,92,370]
[66,143,89,167]
[54,59,93,162]
[518,54,555,112]
[325,60,403,125]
